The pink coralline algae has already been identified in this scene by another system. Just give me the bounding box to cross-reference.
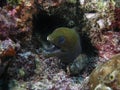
[0,7,18,40]
[94,7,120,61]
[95,31,120,60]
[0,1,34,41]
[8,9,17,17]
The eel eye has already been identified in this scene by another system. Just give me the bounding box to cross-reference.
[58,36,65,44]
[109,71,117,82]
[109,75,114,81]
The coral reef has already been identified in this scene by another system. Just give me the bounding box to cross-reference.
[111,7,120,31]
[0,39,18,57]
[0,0,119,90]
[85,0,120,63]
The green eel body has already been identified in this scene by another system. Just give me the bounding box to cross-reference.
[43,27,88,75]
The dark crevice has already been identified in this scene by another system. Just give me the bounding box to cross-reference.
[32,10,68,41]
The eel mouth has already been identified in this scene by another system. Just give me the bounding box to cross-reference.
[42,36,64,57]
[44,36,62,53]
[44,43,61,52]
[42,42,62,57]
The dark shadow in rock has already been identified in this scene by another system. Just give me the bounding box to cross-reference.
[32,9,67,42]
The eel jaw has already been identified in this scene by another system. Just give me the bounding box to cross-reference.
[42,36,62,57]
[43,44,61,52]
[44,36,62,52]
[42,44,62,57]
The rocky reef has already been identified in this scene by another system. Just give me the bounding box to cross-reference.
[0,0,120,90]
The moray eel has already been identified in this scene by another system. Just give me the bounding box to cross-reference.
[42,27,88,75]
[89,53,120,90]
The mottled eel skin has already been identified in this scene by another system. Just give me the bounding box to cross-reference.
[42,27,88,75]
[89,53,120,90]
